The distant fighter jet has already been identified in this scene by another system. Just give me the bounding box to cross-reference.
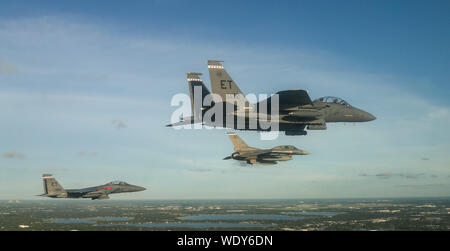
[168,60,376,135]
[38,174,146,200]
[223,132,309,165]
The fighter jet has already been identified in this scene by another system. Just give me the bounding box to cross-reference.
[167,60,376,136]
[223,132,309,165]
[38,174,146,200]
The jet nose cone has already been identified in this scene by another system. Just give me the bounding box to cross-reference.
[358,109,376,122]
[136,186,146,192]
[366,113,376,121]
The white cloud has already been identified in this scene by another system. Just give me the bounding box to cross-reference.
[2,150,26,159]
[0,60,18,74]
[112,120,127,129]
[428,108,450,120]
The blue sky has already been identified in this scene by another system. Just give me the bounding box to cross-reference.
[0,0,449,200]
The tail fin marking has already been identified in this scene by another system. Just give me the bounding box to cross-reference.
[207,60,249,106]
[42,174,66,195]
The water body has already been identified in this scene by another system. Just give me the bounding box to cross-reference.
[48,217,270,229]
[178,214,306,221]
[47,213,343,229]
[48,217,133,224]
[93,217,134,222]
[50,218,94,224]
[96,222,271,229]
[281,212,345,217]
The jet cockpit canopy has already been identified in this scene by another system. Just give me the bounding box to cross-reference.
[315,96,350,106]
[106,181,129,185]
[273,145,298,150]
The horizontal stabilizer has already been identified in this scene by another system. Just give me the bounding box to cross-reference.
[166,116,203,127]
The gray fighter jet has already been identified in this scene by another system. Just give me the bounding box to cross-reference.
[223,132,309,165]
[168,60,376,136]
[38,174,146,200]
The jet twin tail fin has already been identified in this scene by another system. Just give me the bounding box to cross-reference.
[187,72,213,121]
[42,174,66,195]
[207,60,250,107]
[173,61,251,128]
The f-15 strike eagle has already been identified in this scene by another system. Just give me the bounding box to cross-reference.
[167,60,376,136]
[38,174,146,200]
[223,132,309,165]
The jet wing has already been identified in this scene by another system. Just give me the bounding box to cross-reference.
[166,116,203,127]
[258,90,312,111]
[65,187,95,197]
[166,120,193,127]
[258,152,289,158]
[92,194,110,200]
[81,190,109,199]
[239,150,273,158]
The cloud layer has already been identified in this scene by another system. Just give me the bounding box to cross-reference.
[0,15,449,199]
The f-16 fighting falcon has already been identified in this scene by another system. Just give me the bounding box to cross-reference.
[167,60,376,136]
[223,132,309,165]
[38,174,146,200]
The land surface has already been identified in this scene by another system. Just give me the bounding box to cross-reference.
[1,198,449,231]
